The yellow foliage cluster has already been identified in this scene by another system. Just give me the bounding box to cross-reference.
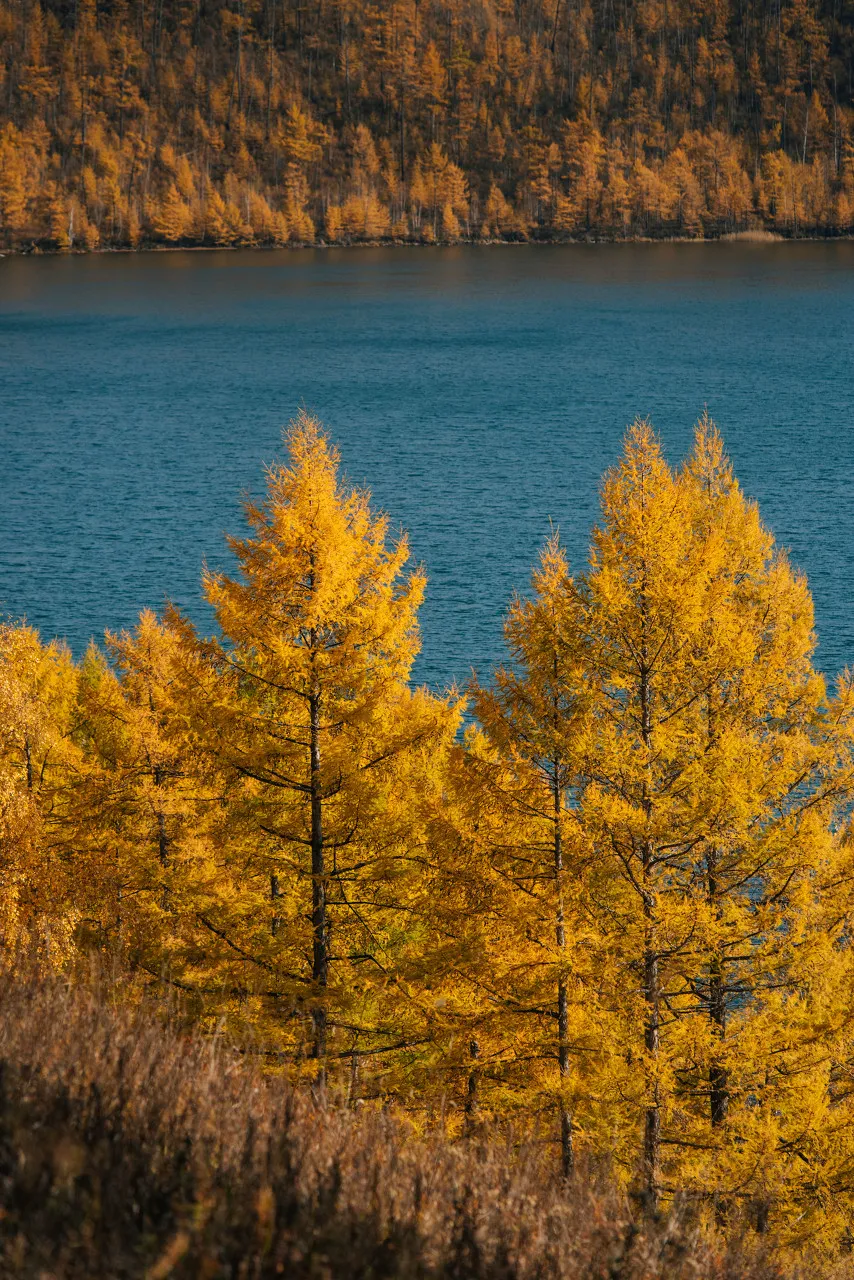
[5,411,854,1256]
[2,0,854,248]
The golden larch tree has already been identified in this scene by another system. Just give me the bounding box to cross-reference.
[167,411,456,1081]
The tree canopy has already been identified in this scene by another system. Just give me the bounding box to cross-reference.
[4,409,854,1254]
[2,0,854,248]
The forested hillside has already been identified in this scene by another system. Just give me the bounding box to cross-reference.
[4,411,854,1263]
[1,0,854,248]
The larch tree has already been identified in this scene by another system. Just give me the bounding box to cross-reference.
[572,417,711,1208]
[0,623,79,954]
[422,415,854,1218]
[571,415,854,1226]
[3,0,854,250]
[468,534,603,1176]
[167,411,456,1082]
[71,612,201,965]
[4,403,854,1254]
[667,416,854,1238]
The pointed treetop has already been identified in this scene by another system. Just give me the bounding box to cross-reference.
[599,416,671,517]
[283,409,341,486]
[618,414,665,471]
[592,416,684,579]
[683,408,736,498]
[204,408,424,689]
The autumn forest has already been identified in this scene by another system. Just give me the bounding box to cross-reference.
[4,409,854,1270]
[3,0,854,248]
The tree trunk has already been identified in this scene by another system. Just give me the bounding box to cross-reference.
[399,94,406,184]
[705,839,730,1227]
[642,901,661,1212]
[271,872,281,936]
[154,766,169,869]
[550,0,562,52]
[554,771,573,1178]
[464,1038,480,1133]
[265,0,275,141]
[707,849,728,1129]
[639,595,660,1212]
[309,675,328,1074]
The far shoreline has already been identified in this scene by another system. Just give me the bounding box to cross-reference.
[7,228,854,260]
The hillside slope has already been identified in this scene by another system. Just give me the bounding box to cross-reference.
[0,961,818,1278]
[1,0,854,248]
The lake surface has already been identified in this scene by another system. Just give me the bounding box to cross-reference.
[1,244,854,689]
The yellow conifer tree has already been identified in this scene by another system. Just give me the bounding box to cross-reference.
[71,613,200,963]
[469,535,602,1175]
[165,411,455,1081]
[0,624,79,955]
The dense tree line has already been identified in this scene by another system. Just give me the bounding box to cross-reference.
[2,0,854,247]
[4,412,854,1259]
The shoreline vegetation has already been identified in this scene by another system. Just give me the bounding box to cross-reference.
[0,225,848,258]
[3,0,854,254]
[5,410,854,1272]
[0,227,818,257]
[0,228,816,256]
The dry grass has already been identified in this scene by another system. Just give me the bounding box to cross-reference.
[719,229,786,242]
[0,962,829,1278]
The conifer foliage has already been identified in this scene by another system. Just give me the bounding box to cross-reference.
[161,412,456,1072]
[3,0,854,248]
[4,409,854,1259]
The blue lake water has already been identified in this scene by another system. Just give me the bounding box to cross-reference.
[1,243,853,689]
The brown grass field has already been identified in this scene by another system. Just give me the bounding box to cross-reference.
[0,961,840,1279]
